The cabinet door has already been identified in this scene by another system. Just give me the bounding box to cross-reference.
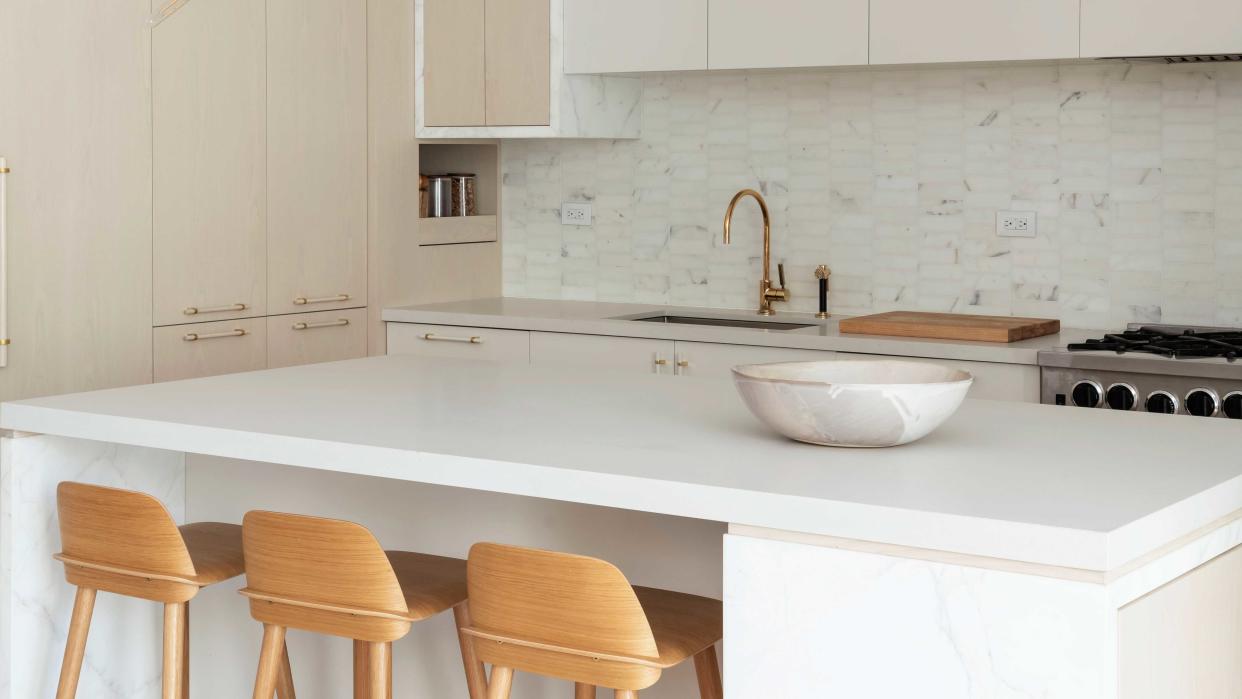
[387,323,530,363]
[154,318,267,383]
[267,0,368,317]
[840,353,1040,402]
[530,332,676,375]
[485,0,550,126]
[268,308,368,369]
[152,0,266,326]
[673,342,835,380]
[870,0,1079,64]
[1082,0,1242,57]
[564,0,706,73]
[709,0,867,70]
[424,0,486,126]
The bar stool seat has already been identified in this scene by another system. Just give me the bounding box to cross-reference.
[386,550,468,620]
[632,586,722,668]
[178,522,245,585]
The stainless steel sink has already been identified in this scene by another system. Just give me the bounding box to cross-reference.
[628,315,816,331]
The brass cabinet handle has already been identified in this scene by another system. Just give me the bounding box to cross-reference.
[654,356,669,366]
[422,333,482,344]
[183,328,247,342]
[292,318,350,331]
[293,293,351,306]
[183,302,247,316]
[677,359,690,368]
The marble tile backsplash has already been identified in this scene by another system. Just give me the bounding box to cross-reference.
[500,62,1242,329]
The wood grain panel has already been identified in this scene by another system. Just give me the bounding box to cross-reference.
[267,0,368,317]
[153,317,267,382]
[424,0,486,126]
[484,0,550,126]
[152,0,267,326]
[839,312,1060,343]
[267,308,367,369]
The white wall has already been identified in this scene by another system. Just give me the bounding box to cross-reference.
[501,62,1242,330]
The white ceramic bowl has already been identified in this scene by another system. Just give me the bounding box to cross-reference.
[731,359,973,447]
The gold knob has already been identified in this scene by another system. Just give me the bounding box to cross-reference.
[677,359,690,368]
[654,358,669,366]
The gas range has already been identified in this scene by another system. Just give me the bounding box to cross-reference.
[1038,324,1242,418]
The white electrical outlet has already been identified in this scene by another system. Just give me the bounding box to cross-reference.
[996,210,1037,238]
[561,202,593,226]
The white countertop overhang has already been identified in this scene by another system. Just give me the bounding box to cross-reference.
[3,355,1239,573]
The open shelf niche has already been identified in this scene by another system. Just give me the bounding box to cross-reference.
[417,141,500,246]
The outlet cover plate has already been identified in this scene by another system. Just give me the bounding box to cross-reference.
[561,202,593,226]
[997,210,1037,238]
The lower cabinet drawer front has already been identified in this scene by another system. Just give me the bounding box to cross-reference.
[840,352,1040,402]
[386,323,530,362]
[673,341,836,379]
[531,332,676,375]
[154,318,267,382]
[268,308,368,369]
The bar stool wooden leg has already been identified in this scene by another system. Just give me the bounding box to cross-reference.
[55,586,96,699]
[614,691,638,699]
[692,645,722,699]
[353,640,371,698]
[275,641,296,699]
[181,602,190,699]
[453,603,488,699]
[163,602,187,699]
[486,666,514,699]
[253,624,287,699]
[575,682,596,698]
[366,641,392,699]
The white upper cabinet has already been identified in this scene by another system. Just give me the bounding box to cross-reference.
[1082,0,1242,57]
[564,0,707,73]
[869,0,1079,65]
[708,0,868,70]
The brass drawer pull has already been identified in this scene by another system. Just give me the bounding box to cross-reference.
[677,359,690,368]
[183,328,247,342]
[183,302,247,316]
[654,357,669,367]
[293,294,351,306]
[422,333,482,344]
[292,318,350,331]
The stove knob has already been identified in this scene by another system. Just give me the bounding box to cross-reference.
[1105,383,1138,411]
[1185,388,1220,417]
[1224,392,1242,420]
[1145,391,1179,415]
[1071,380,1103,408]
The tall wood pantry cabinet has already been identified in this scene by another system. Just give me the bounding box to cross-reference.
[152,0,368,381]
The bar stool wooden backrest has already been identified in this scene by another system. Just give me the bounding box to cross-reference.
[463,542,664,692]
[240,510,412,643]
[56,481,199,603]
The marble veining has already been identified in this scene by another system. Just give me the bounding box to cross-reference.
[0,436,184,699]
[501,62,1242,328]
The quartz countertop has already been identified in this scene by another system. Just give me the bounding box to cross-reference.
[382,298,1100,365]
[4,355,1239,573]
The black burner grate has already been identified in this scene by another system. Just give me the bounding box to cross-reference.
[1068,327,1242,361]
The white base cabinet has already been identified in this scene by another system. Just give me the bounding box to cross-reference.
[387,323,531,363]
[531,332,675,375]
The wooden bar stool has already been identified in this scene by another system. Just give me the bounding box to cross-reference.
[52,481,294,699]
[460,542,723,699]
[239,510,487,699]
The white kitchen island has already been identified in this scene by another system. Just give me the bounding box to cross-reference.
[2,355,1240,698]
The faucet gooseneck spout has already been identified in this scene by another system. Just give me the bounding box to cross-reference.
[722,188,788,316]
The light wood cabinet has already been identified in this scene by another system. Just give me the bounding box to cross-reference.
[152,0,266,327]
[423,0,486,126]
[387,323,530,362]
[708,0,868,70]
[672,342,835,379]
[1081,0,1242,58]
[154,318,267,383]
[422,0,550,127]
[530,332,675,375]
[564,0,707,74]
[267,308,368,369]
[266,0,368,318]
[869,0,1079,65]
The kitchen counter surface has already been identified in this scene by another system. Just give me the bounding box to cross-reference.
[382,297,1101,365]
[4,354,1239,573]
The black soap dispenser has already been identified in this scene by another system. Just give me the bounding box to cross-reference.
[815,265,831,319]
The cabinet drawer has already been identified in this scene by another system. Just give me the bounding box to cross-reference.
[531,332,675,375]
[673,341,836,379]
[154,318,267,382]
[386,323,529,362]
[268,308,368,369]
[840,352,1040,402]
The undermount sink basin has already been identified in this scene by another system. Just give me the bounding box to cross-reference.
[628,315,816,331]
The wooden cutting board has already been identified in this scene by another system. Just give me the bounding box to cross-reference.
[838,311,1060,343]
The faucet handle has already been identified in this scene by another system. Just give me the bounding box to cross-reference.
[777,263,786,289]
